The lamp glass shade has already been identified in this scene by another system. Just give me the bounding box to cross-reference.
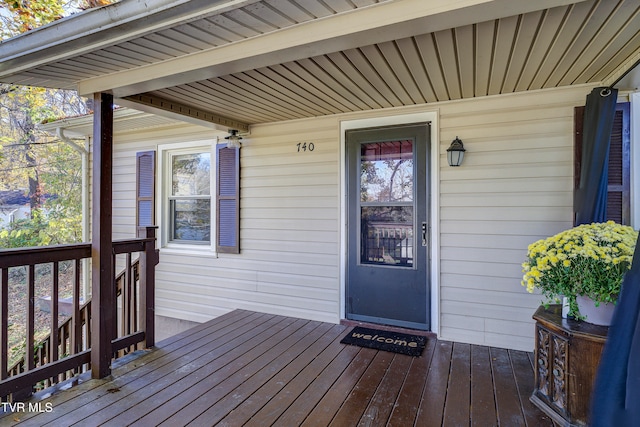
[225,130,242,148]
[226,137,241,149]
[446,137,465,166]
[447,150,464,167]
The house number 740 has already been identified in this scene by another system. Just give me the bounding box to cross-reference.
[297,142,315,152]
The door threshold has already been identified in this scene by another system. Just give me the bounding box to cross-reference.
[340,319,436,338]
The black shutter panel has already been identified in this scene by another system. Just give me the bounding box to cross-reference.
[136,151,156,227]
[574,103,630,225]
[605,105,630,224]
[216,144,240,253]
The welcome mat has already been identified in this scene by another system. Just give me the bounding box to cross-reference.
[340,326,426,357]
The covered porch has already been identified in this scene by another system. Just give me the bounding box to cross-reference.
[1,309,553,426]
[0,0,638,423]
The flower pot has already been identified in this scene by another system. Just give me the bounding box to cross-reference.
[576,295,616,326]
[562,296,570,318]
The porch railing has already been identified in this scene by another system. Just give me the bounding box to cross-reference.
[0,226,158,401]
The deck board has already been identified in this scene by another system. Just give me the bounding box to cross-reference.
[471,345,497,426]
[191,322,335,427]
[1,310,556,427]
[444,342,472,426]
[492,347,528,427]
[328,350,396,427]
[246,325,349,427]
[142,318,317,426]
[387,338,436,426]
[416,340,453,427]
[299,347,376,427]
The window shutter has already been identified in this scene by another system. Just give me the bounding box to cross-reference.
[574,103,630,224]
[136,151,156,227]
[605,104,630,224]
[216,144,240,253]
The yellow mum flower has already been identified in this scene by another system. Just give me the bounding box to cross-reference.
[521,222,638,309]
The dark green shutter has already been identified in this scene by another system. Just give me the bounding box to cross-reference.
[136,151,156,227]
[216,144,240,253]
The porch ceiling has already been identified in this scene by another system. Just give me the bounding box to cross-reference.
[1,0,639,129]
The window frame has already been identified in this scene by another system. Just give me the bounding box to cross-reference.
[158,140,217,253]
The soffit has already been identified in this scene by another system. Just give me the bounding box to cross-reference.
[39,108,189,137]
[4,0,394,90]
[142,0,640,124]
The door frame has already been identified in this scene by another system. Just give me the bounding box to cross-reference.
[339,111,440,333]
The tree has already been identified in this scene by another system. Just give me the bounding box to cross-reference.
[0,0,114,246]
[1,0,114,34]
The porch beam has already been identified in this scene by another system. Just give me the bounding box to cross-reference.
[119,94,249,132]
[91,92,115,379]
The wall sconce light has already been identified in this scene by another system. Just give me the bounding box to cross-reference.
[225,129,242,148]
[447,136,465,167]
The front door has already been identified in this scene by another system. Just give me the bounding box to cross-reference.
[346,123,430,330]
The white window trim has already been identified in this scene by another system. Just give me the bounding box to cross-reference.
[157,138,218,256]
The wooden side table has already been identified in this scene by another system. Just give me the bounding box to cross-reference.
[531,305,608,426]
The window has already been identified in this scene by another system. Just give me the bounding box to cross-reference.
[169,151,211,243]
[146,140,240,252]
[574,102,631,224]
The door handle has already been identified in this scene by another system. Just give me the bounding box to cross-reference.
[422,222,428,246]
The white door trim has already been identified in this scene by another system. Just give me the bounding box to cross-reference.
[339,110,441,334]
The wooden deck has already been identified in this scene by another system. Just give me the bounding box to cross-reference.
[1,310,555,426]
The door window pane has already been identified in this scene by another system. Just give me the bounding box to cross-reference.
[361,206,413,266]
[360,140,413,202]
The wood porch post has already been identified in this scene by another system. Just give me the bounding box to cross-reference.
[91,92,114,378]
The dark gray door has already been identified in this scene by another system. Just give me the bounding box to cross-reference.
[346,123,430,330]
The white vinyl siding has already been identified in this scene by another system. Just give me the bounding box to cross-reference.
[109,84,594,351]
[112,119,341,324]
[437,85,587,351]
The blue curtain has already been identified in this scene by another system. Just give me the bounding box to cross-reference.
[590,233,640,426]
[574,87,618,225]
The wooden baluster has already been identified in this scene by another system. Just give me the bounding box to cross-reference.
[84,303,91,371]
[132,260,138,342]
[1,268,8,381]
[60,322,67,374]
[125,253,134,353]
[50,261,59,384]
[126,253,132,337]
[27,264,35,372]
[72,258,81,374]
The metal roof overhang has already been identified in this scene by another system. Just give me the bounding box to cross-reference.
[0,0,639,131]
